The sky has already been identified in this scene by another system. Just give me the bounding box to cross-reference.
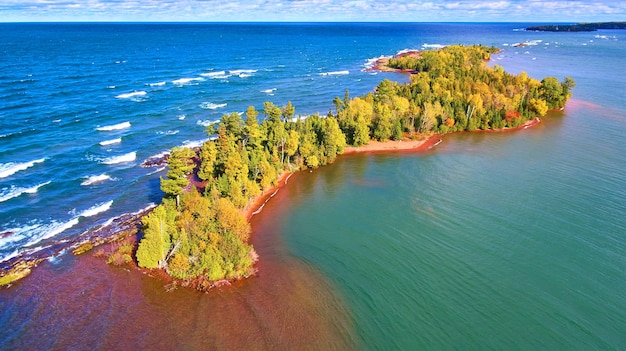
[0,0,624,23]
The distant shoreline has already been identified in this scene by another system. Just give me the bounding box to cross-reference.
[527,22,626,32]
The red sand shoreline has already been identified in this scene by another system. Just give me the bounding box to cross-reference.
[243,118,543,220]
[244,171,293,221]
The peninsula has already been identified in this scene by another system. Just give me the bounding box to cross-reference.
[1,45,574,289]
[527,22,626,32]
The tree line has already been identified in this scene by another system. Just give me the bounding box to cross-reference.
[133,44,574,287]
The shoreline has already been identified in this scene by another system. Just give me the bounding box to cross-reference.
[343,134,442,155]
[243,171,293,221]
[0,115,544,288]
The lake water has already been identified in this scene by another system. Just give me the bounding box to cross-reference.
[1,23,625,350]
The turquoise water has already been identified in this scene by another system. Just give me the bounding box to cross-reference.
[284,108,625,349]
[0,23,625,350]
[279,32,626,348]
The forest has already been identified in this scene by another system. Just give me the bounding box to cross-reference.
[131,45,574,288]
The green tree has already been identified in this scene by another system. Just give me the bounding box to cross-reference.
[136,204,175,269]
[160,147,195,208]
[197,141,217,181]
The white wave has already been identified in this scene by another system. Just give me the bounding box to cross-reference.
[0,181,51,203]
[156,130,179,135]
[107,85,116,89]
[261,88,277,94]
[53,119,61,123]
[397,48,420,55]
[197,119,219,127]
[319,70,350,76]
[81,174,112,186]
[230,69,257,75]
[364,55,386,69]
[0,158,45,179]
[115,91,147,99]
[99,138,122,146]
[0,249,19,263]
[200,71,231,79]
[79,200,113,218]
[96,121,131,131]
[148,81,166,87]
[178,115,186,120]
[182,139,210,149]
[172,77,205,86]
[422,43,446,49]
[147,166,167,176]
[22,218,80,249]
[101,152,136,165]
[199,102,227,110]
[145,150,170,161]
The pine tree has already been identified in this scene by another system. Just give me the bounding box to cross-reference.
[136,205,175,269]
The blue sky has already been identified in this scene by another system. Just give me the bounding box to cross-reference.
[1,0,624,22]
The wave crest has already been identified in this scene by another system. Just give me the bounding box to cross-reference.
[100,152,136,165]
[319,70,349,76]
[96,122,131,131]
[81,174,112,186]
[0,181,51,203]
[0,158,45,179]
[199,102,227,110]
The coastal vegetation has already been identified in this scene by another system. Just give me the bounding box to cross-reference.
[0,44,573,289]
[127,45,574,290]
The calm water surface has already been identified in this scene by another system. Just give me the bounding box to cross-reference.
[1,23,625,350]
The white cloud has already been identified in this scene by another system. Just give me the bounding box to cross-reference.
[0,0,624,22]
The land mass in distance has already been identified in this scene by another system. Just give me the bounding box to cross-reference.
[527,22,626,32]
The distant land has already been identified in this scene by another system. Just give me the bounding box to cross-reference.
[527,22,626,32]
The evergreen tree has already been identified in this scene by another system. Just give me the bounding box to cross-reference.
[136,204,175,269]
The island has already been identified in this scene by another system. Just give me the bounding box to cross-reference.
[0,45,574,290]
[527,22,626,32]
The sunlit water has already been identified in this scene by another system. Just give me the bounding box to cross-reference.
[1,23,625,350]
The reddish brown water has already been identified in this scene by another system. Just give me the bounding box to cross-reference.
[0,183,357,350]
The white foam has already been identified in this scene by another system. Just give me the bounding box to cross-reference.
[0,158,45,179]
[79,200,113,218]
[145,150,170,161]
[230,69,257,75]
[178,115,186,120]
[101,152,136,165]
[422,43,446,49]
[182,139,210,149]
[172,77,205,86]
[200,71,231,79]
[261,88,277,94]
[156,130,179,135]
[0,249,20,263]
[21,218,80,249]
[364,55,386,70]
[81,174,112,186]
[148,81,166,87]
[99,138,122,146]
[319,70,350,76]
[0,181,51,203]
[197,119,219,127]
[115,91,147,99]
[96,121,131,131]
[199,102,227,110]
[147,166,167,176]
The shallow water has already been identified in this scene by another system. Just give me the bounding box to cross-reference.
[1,23,625,350]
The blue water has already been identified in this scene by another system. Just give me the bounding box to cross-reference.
[1,22,625,350]
[1,22,623,265]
